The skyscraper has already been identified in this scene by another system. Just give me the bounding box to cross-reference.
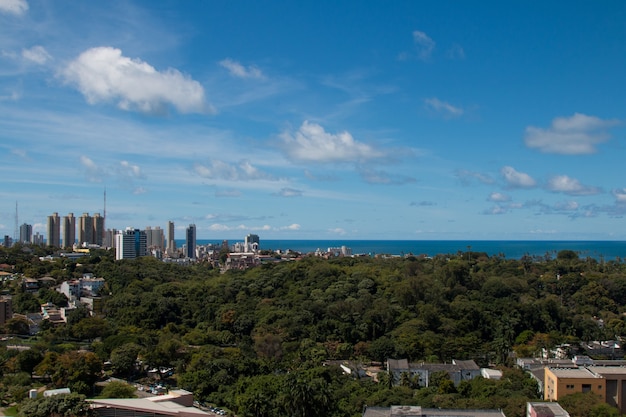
[93,213,104,246]
[245,234,260,252]
[78,213,93,246]
[47,212,60,247]
[115,228,147,260]
[19,223,32,244]
[62,213,75,249]
[167,221,176,252]
[186,224,196,259]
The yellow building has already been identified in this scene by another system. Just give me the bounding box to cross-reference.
[544,367,605,401]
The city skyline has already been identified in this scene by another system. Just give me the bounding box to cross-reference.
[1,1,626,240]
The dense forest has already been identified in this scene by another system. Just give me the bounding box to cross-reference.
[1,244,625,417]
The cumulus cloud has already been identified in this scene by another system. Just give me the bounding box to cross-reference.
[554,201,579,211]
[62,47,207,114]
[219,58,264,79]
[488,192,511,202]
[280,121,384,163]
[413,30,435,60]
[275,188,303,197]
[22,46,51,64]
[194,159,274,181]
[524,113,620,155]
[0,0,28,15]
[501,166,536,188]
[547,175,601,196]
[280,224,301,231]
[424,97,463,117]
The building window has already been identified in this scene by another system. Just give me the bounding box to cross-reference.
[566,384,574,389]
[598,385,602,389]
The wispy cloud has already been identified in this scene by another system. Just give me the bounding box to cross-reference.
[62,47,208,114]
[279,121,385,163]
[547,175,601,196]
[358,168,415,185]
[456,169,495,186]
[0,0,28,15]
[501,166,536,188]
[80,155,106,182]
[194,159,275,181]
[424,97,463,117]
[447,43,465,60]
[413,30,435,61]
[274,187,302,197]
[219,58,264,79]
[488,192,511,202]
[524,113,620,155]
[21,46,51,64]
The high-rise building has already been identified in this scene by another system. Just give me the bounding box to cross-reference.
[93,213,104,246]
[19,223,32,244]
[103,229,117,249]
[78,213,93,246]
[115,228,147,260]
[245,234,260,252]
[167,221,176,252]
[186,224,196,259]
[0,297,13,326]
[47,212,61,247]
[33,232,44,246]
[145,226,165,249]
[62,213,75,249]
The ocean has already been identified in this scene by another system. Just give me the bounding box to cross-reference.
[179,239,626,261]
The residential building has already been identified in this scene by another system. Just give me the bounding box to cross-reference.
[33,232,44,245]
[363,406,506,417]
[19,223,32,244]
[62,213,75,249]
[115,228,147,260]
[78,213,94,246]
[186,224,196,259]
[93,212,104,246]
[145,226,165,250]
[103,228,117,249]
[544,367,605,402]
[47,212,61,247]
[167,221,176,252]
[387,359,481,387]
[588,366,626,414]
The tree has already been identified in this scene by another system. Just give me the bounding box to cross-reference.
[109,343,141,377]
[17,393,93,417]
[98,381,136,399]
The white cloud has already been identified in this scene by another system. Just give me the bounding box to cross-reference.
[118,160,145,179]
[500,166,537,188]
[413,30,435,60]
[22,46,51,64]
[280,121,384,163]
[280,224,301,231]
[424,97,463,117]
[80,155,105,182]
[329,227,347,235]
[547,175,601,196]
[524,113,620,155]
[488,192,511,202]
[501,166,536,188]
[358,168,415,185]
[275,188,302,197]
[554,201,579,211]
[613,189,626,204]
[447,43,465,60]
[215,189,241,198]
[194,159,274,181]
[0,0,28,15]
[62,46,207,114]
[219,58,264,79]
[456,169,495,185]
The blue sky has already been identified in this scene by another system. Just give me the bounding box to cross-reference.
[1,0,626,241]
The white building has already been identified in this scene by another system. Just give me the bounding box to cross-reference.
[115,228,147,260]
